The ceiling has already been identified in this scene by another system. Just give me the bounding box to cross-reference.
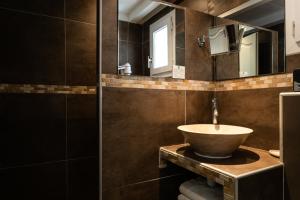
[118,0,163,23]
[118,0,141,18]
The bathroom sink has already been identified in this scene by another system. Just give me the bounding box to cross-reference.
[178,124,253,159]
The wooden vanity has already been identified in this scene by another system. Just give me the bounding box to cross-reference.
[159,144,283,200]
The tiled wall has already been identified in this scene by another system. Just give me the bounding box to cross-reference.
[102,73,293,152]
[216,73,293,150]
[102,0,118,74]
[102,86,212,199]
[101,1,294,199]
[118,21,143,75]
[185,9,214,81]
[0,1,98,199]
[217,87,292,151]
[101,72,294,198]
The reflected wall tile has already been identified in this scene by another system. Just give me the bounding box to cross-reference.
[102,0,118,74]
[185,9,213,81]
[119,21,129,41]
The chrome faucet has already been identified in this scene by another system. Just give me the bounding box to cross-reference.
[212,97,219,125]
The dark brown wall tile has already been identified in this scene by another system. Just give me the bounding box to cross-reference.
[102,87,185,190]
[176,48,185,66]
[142,42,150,76]
[215,18,240,80]
[118,21,143,75]
[119,21,128,41]
[0,9,65,84]
[238,166,283,200]
[142,24,150,44]
[128,23,142,44]
[0,162,66,200]
[216,53,240,80]
[0,2,98,200]
[185,9,213,81]
[0,0,64,17]
[67,95,98,158]
[216,87,292,150]
[68,158,99,200]
[66,0,97,24]
[119,40,128,65]
[176,32,185,49]
[186,91,213,124]
[102,174,195,200]
[66,21,96,86]
[128,43,142,75]
[102,0,118,74]
[0,94,66,168]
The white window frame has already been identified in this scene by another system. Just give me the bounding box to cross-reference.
[149,10,176,77]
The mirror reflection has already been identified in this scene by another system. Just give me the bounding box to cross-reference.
[215,0,285,80]
[118,1,185,78]
[208,24,244,55]
[117,0,285,80]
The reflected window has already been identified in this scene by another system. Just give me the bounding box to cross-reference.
[149,10,175,77]
[153,25,168,68]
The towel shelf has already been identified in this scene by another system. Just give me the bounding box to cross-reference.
[159,144,284,200]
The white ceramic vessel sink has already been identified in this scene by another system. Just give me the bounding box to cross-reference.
[178,124,253,159]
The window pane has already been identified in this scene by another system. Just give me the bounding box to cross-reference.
[153,25,168,68]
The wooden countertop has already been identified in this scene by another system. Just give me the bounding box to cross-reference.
[160,144,283,179]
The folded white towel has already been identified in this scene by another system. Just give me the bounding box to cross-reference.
[179,177,223,200]
[178,194,192,200]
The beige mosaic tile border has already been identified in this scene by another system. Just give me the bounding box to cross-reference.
[0,84,96,94]
[216,73,293,91]
[101,74,215,91]
[102,73,293,91]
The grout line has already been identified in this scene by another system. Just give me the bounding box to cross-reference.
[64,0,67,86]
[184,90,187,125]
[0,156,98,171]
[65,92,69,200]
[0,6,96,25]
[0,160,67,171]
[102,173,187,192]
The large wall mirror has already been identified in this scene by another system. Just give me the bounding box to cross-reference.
[117,0,285,81]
